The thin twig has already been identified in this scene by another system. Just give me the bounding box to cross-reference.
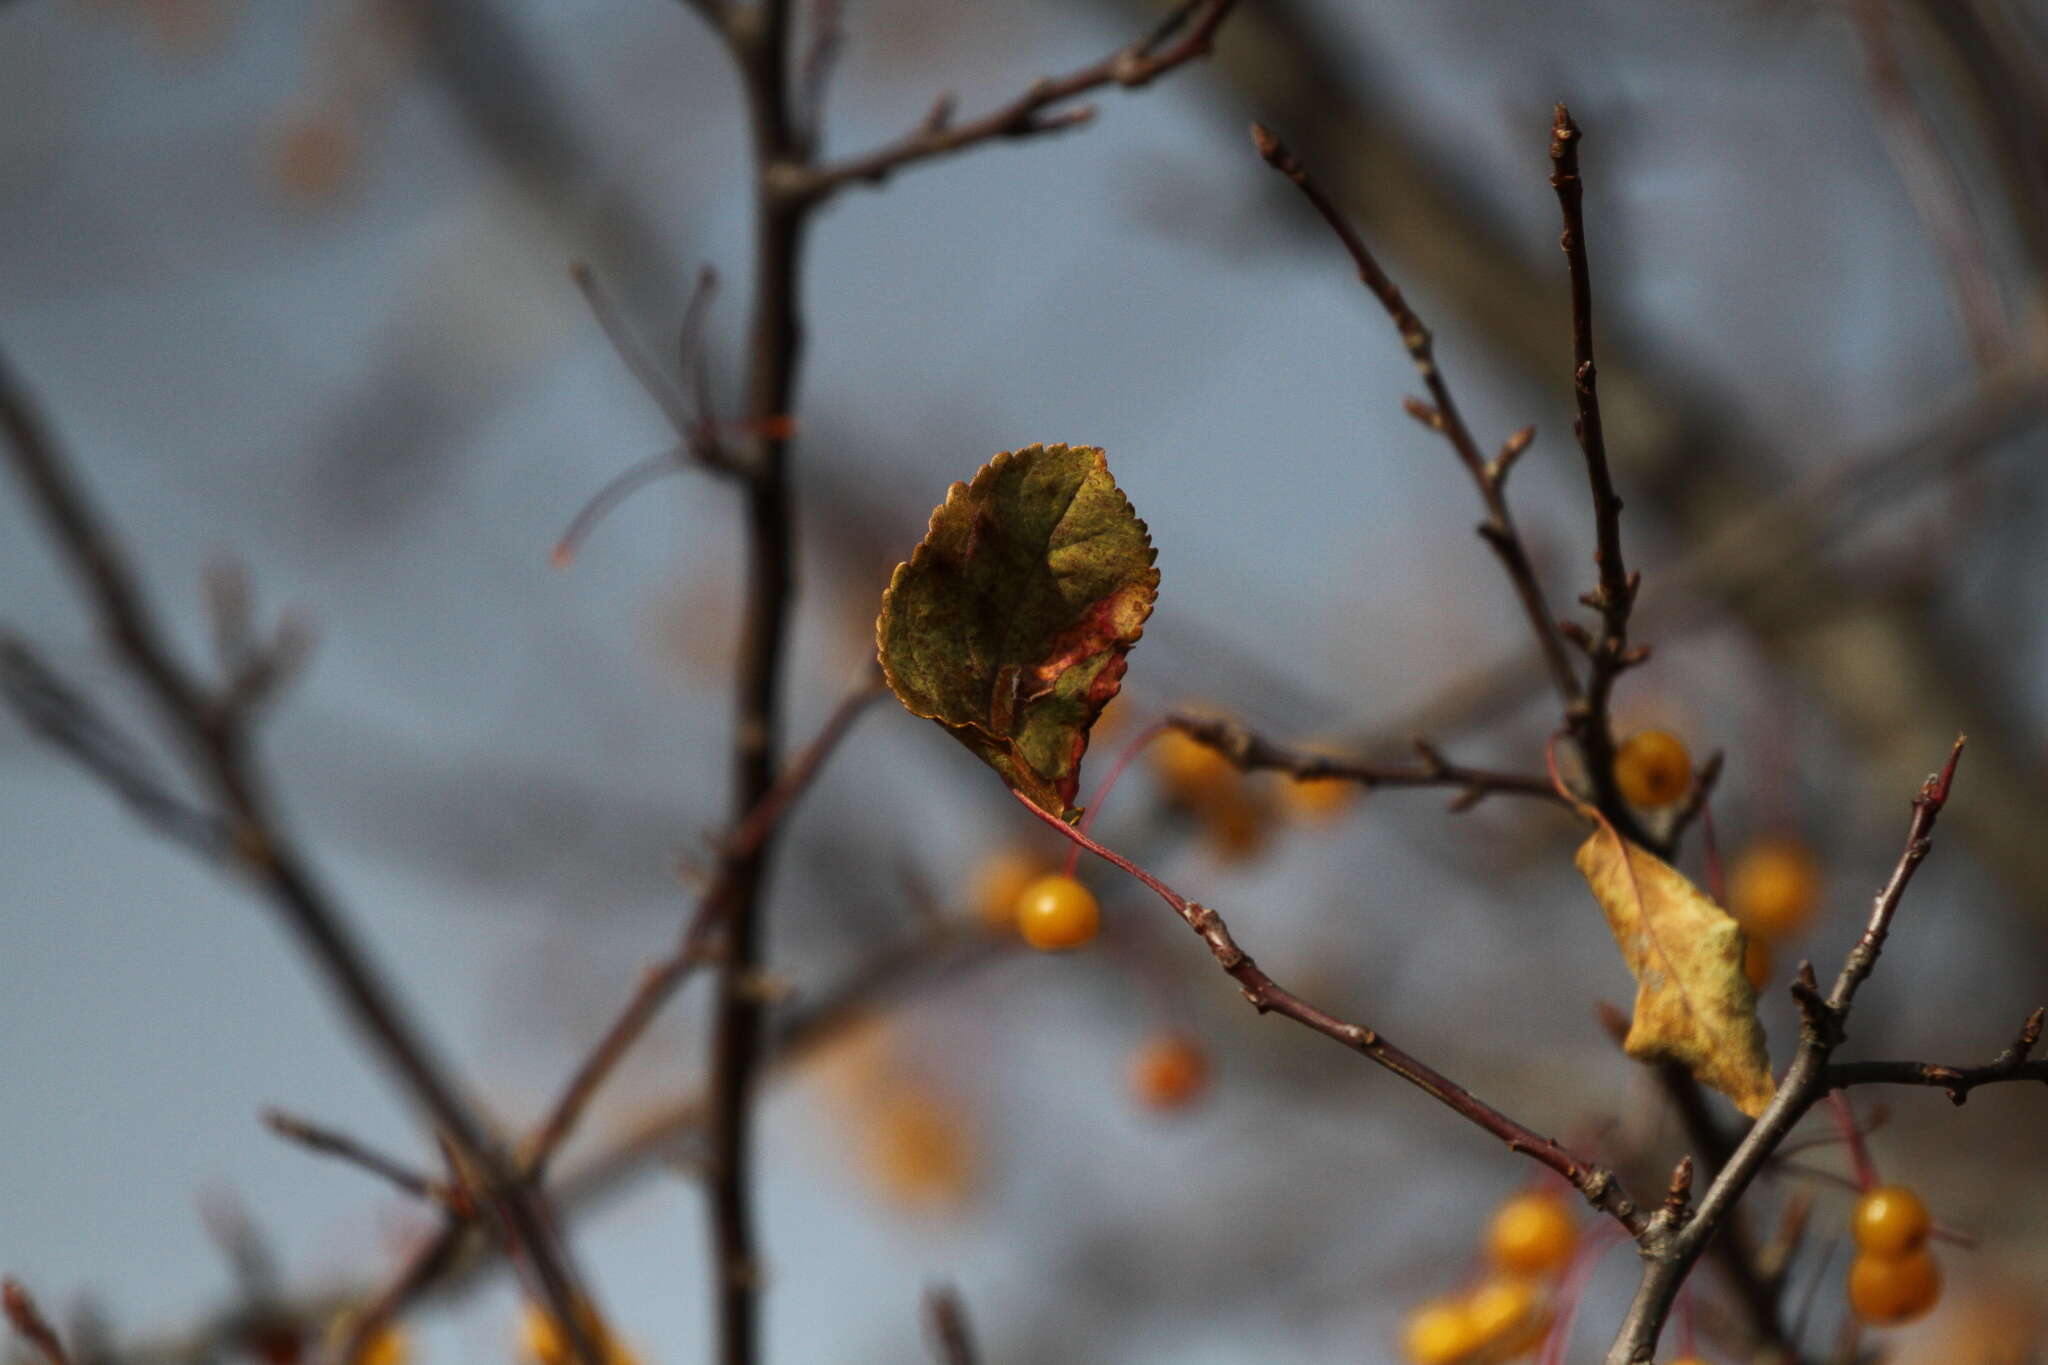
[1549,104,1650,840]
[262,1109,454,1208]
[1250,122,1585,719]
[792,0,1237,202]
[1824,1005,2048,1103]
[1168,712,1568,813]
[1011,788,1647,1234]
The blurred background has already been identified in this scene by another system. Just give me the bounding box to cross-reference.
[3,0,2046,1360]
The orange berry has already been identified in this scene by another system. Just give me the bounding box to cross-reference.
[1015,874,1100,950]
[1728,839,1823,941]
[1152,728,1238,806]
[1614,730,1693,808]
[1277,772,1356,823]
[1485,1190,1578,1279]
[1853,1185,1933,1258]
[1743,935,1772,992]
[970,847,1051,932]
[1464,1276,1549,1352]
[1848,1247,1942,1325]
[1402,1297,1482,1365]
[1129,1034,1208,1112]
[864,1087,976,1212]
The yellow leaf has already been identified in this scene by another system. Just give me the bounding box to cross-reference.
[1575,828,1776,1117]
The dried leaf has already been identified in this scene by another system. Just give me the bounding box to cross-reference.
[1576,828,1777,1117]
[876,444,1158,820]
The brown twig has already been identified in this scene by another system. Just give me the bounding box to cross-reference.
[3,1279,71,1365]
[922,1284,981,1365]
[1548,104,1652,845]
[1012,788,1647,1234]
[1251,122,1585,722]
[1602,739,1965,1365]
[1824,1005,2048,1103]
[0,352,606,1365]
[1168,711,1568,813]
[792,0,1237,202]
[262,1109,454,1209]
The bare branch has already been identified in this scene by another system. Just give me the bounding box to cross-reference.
[1169,711,1568,812]
[1825,1005,2048,1103]
[1251,122,1585,719]
[1013,789,1647,1235]
[794,0,1237,201]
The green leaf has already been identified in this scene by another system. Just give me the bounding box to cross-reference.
[876,444,1159,820]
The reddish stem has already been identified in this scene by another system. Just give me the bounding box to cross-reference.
[1066,720,1169,877]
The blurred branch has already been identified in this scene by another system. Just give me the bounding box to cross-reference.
[1013,789,1650,1236]
[922,1285,981,1365]
[0,352,606,1365]
[262,1110,454,1209]
[3,1280,71,1365]
[794,0,1238,202]
[1849,0,2012,368]
[114,919,1006,1365]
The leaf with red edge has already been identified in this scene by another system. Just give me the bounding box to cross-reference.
[876,444,1158,820]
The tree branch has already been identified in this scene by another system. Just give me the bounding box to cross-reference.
[1012,789,1647,1234]
[1602,740,1965,1365]
[1824,1005,2048,1103]
[1168,711,1568,813]
[1249,123,1585,721]
[0,351,606,1365]
[793,0,1237,202]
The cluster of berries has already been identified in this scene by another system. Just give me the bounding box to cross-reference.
[1848,1185,1943,1325]
[1401,1189,1576,1363]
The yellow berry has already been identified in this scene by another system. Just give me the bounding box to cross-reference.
[1403,1297,1482,1365]
[1485,1190,1578,1279]
[1464,1276,1549,1351]
[1848,1247,1942,1325]
[1129,1034,1208,1112]
[1728,839,1823,941]
[1015,874,1100,951]
[971,847,1051,932]
[1853,1185,1933,1258]
[1614,730,1693,808]
[1153,728,1238,806]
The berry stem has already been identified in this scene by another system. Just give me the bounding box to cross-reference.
[1826,1092,1880,1192]
[1066,721,1169,877]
